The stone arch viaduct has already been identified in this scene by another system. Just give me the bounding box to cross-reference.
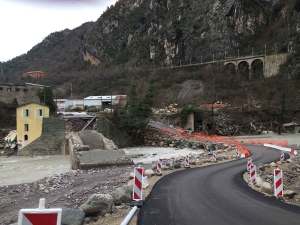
[224,53,289,80]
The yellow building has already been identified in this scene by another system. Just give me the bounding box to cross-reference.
[17,102,49,148]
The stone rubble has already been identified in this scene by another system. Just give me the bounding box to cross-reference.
[246,155,300,206]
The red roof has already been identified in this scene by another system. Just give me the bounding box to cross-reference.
[199,104,226,109]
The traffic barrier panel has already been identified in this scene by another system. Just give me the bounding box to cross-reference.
[274,168,283,197]
[247,158,252,171]
[235,148,239,158]
[156,158,162,175]
[250,164,256,183]
[133,167,143,201]
[185,155,189,167]
[18,198,62,225]
[264,144,298,155]
[280,152,284,162]
[213,151,217,162]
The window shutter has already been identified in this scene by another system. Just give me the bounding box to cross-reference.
[22,109,25,117]
[36,109,39,117]
[42,109,45,117]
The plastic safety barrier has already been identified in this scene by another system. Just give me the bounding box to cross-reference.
[263,144,298,155]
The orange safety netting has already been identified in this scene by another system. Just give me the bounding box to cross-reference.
[161,127,250,157]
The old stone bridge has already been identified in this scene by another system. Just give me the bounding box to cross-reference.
[153,53,289,80]
[223,53,289,80]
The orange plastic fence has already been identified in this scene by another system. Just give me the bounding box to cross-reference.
[171,127,289,155]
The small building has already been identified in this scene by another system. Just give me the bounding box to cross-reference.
[199,103,226,111]
[16,102,49,148]
[114,95,127,107]
[55,99,66,111]
[64,99,84,110]
[83,96,103,108]
[22,71,45,79]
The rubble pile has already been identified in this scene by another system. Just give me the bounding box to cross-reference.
[66,118,93,132]
[144,127,213,150]
[245,155,300,206]
[0,166,134,225]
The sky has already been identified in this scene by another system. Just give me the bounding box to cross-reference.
[0,0,117,62]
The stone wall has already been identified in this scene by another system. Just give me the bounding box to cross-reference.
[185,113,194,131]
[17,118,66,156]
[0,84,41,105]
[69,132,132,170]
[264,53,289,77]
[97,117,132,148]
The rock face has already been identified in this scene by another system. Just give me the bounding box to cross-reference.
[110,186,133,205]
[80,194,113,216]
[81,0,290,67]
[61,207,85,225]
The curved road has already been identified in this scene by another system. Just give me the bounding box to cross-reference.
[138,145,300,225]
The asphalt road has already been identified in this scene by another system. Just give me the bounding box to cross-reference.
[137,145,300,225]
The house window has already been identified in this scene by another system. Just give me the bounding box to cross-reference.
[24,124,29,131]
[16,88,20,92]
[0,87,3,91]
[23,89,28,92]
[36,108,44,117]
[24,135,28,141]
[23,109,29,117]
[7,88,11,92]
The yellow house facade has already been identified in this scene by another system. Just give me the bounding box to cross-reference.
[17,102,49,148]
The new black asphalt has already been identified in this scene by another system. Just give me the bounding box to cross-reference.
[137,145,300,225]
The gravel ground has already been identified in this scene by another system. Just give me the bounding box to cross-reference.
[244,154,300,207]
[0,165,135,225]
[0,149,238,225]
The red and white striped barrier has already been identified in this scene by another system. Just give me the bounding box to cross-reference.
[185,155,189,167]
[213,151,217,162]
[264,144,298,155]
[274,168,283,197]
[250,164,256,183]
[280,152,284,162]
[235,148,239,158]
[156,158,162,175]
[133,167,143,201]
[247,158,252,171]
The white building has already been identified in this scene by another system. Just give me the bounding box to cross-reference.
[55,95,127,111]
[83,96,117,108]
[64,99,84,109]
[55,99,66,111]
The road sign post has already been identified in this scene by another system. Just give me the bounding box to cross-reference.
[18,198,62,225]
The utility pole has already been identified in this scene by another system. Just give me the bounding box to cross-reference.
[265,44,267,56]
[43,85,46,104]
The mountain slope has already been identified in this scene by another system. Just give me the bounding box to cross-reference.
[81,0,297,66]
[0,22,93,81]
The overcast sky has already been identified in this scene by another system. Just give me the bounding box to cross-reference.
[0,0,117,62]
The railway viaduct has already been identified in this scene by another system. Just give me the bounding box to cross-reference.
[223,53,289,80]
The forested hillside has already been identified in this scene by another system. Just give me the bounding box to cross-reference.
[0,0,299,116]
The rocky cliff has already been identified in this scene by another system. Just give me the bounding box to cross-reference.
[81,0,298,66]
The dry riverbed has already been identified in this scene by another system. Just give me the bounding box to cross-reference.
[0,148,238,225]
